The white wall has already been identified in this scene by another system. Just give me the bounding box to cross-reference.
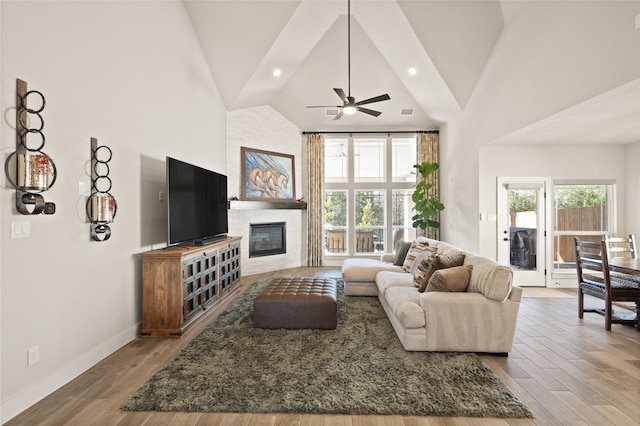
[478,144,628,287]
[0,1,226,421]
[440,1,639,253]
[226,106,306,276]
[625,142,640,238]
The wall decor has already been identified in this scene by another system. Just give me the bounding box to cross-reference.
[241,147,295,201]
[5,79,57,215]
[87,137,117,241]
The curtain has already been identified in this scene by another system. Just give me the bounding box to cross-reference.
[417,131,440,240]
[306,133,325,266]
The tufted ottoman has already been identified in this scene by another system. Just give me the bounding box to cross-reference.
[253,277,338,329]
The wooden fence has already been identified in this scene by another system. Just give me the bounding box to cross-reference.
[555,206,604,263]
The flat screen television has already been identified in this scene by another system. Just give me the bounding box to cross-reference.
[166,157,228,246]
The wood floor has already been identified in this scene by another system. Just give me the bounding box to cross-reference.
[6,267,640,426]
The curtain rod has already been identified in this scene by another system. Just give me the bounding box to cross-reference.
[302,130,438,135]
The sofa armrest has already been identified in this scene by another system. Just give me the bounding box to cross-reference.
[380,254,396,263]
[419,292,521,353]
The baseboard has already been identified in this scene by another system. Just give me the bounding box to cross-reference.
[1,323,139,424]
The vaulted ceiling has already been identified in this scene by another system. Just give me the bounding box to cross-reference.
[184,0,640,143]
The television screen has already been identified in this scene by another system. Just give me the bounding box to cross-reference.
[167,157,228,246]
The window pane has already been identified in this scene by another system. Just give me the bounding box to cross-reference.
[392,189,413,227]
[554,185,609,232]
[324,190,347,227]
[391,189,415,252]
[552,183,613,272]
[325,138,348,183]
[355,228,385,253]
[553,234,602,269]
[355,190,385,227]
[354,138,384,182]
[392,137,416,182]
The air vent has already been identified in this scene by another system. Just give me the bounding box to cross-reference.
[326,109,340,116]
[400,108,414,116]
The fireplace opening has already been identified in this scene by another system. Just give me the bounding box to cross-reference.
[249,222,286,258]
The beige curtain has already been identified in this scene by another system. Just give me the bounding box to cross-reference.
[306,133,325,266]
[417,131,440,240]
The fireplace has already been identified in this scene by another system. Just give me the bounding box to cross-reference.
[249,222,286,257]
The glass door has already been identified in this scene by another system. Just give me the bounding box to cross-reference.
[497,179,547,287]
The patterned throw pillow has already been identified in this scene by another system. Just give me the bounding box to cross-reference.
[426,265,473,292]
[413,252,437,287]
[401,241,431,272]
[417,253,466,292]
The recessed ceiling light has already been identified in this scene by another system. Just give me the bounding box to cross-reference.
[408,67,417,76]
[273,69,282,77]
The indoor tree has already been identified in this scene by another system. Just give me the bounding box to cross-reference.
[412,161,444,232]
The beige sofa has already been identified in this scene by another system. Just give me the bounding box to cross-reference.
[341,237,522,354]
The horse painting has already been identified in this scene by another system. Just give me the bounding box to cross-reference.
[241,148,295,200]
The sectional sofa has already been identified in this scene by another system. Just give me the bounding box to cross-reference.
[341,237,523,354]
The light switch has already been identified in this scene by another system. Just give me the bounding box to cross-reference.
[78,180,89,195]
[11,221,30,238]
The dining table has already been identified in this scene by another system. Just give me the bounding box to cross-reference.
[608,257,640,322]
[608,257,640,277]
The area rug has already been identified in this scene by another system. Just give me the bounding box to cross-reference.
[122,278,533,418]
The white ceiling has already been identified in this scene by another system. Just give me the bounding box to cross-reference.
[184,0,640,143]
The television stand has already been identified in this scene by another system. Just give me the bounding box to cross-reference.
[141,236,241,337]
[193,234,227,246]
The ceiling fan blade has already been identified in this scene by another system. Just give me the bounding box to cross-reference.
[307,105,341,108]
[355,94,390,106]
[334,88,348,103]
[357,106,382,117]
[333,110,344,120]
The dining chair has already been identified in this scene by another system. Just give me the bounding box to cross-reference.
[574,237,640,331]
[604,234,637,259]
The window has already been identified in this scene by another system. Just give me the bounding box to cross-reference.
[324,134,416,256]
[325,139,348,183]
[552,181,616,272]
[354,138,384,182]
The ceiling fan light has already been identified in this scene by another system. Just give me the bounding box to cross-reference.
[343,105,357,115]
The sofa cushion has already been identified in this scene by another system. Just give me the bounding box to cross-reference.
[385,286,425,329]
[402,241,431,272]
[376,271,414,296]
[464,252,513,302]
[342,258,403,283]
[393,241,412,266]
[417,253,466,292]
[426,264,473,292]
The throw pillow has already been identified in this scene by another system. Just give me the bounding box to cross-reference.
[411,249,437,286]
[426,264,474,292]
[401,241,431,272]
[393,241,413,266]
[417,253,466,292]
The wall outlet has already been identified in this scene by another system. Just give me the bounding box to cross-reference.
[27,346,39,366]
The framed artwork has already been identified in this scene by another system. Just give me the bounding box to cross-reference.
[241,147,295,201]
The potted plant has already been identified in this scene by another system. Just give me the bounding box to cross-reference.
[412,161,444,233]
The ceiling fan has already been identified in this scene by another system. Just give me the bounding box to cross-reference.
[307,0,390,120]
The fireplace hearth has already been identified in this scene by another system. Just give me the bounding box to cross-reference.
[249,222,286,257]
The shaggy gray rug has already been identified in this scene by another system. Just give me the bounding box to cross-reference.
[122,278,533,418]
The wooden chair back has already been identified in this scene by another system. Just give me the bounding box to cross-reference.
[574,238,612,295]
[604,234,637,259]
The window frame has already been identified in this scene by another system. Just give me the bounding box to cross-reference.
[323,133,416,257]
[551,179,617,274]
